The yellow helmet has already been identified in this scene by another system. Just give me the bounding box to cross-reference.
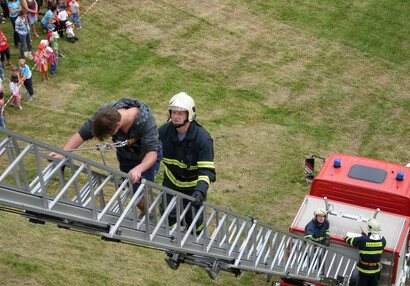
[313,207,327,220]
[367,219,381,234]
[168,92,196,122]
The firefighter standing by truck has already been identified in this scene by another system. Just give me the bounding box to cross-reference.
[158,92,216,234]
[344,219,387,286]
[304,207,331,246]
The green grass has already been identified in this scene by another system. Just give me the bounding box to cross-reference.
[0,0,409,285]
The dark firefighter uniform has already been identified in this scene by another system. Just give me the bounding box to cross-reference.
[158,120,216,233]
[304,219,330,245]
[345,234,386,286]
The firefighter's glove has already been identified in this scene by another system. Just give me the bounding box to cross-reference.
[192,191,204,207]
[324,238,330,247]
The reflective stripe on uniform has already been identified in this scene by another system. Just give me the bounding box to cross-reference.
[359,250,384,255]
[356,265,381,274]
[304,234,326,242]
[197,161,215,169]
[163,157,198,170]
[165,166,198,188]
[196,222,204,232]
[198,175,210,185]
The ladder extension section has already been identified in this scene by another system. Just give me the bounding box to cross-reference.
[0,128,357,283]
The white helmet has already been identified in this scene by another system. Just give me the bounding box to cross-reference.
[168,92,196,122]
[313,207,327,220]
[367,219,381,234]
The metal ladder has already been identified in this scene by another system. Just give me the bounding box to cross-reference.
[0,128,357,284]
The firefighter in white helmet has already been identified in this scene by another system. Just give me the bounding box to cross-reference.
[158,92,216,234]
[304,207,330,247]
[345,219,386,286]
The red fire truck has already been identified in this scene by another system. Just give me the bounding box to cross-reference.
[283,154,410,286]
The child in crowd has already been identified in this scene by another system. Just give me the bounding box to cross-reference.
[57,4,68,38]
[9,73,22,110]
[0,28,11,69]
[46,24,55,43]
[40,39,49,48]
[11,65,21,96]
[69,0,81,29]
[0,91,5,128]
[45,46,56,75]
[65,21,78,43]
[18,59,34,101]
[34,44,49,82]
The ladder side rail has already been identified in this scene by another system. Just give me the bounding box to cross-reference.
[98,177,130,220]
[33,144,50,209]
[49,163,86,209]
[234,220,256,267]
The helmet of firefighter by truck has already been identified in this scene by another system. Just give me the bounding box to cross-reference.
[367,218,381,234]
[313,207,327,220]
[168,92,196,122]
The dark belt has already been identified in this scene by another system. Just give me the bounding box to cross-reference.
[360,260,381,266]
